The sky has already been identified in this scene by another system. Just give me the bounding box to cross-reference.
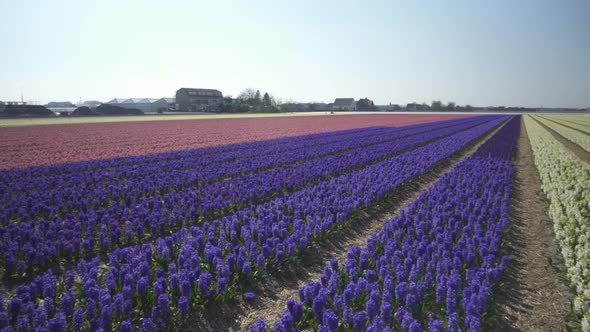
[0,0,589,108]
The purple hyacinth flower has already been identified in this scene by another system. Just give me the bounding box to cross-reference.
[409,320,422,332]
[248,318,267,332]
[199,272,212,297]
[322,309,339,331]
[65,271,76,289]
[178,296,189,318]
[242,261,252,276]
[16,314,29,332]
[343,306,353,324]
[43,297,54,319]
[217,277,228,295]
[366,298,378,320]
[352,311,366,332]
[181,279,192,298]
[48,312,66,332]
[140,318,153,332]
[0,312,8,329]
[381,301,392,324]
[9,298,22,322]
[100,305,112,331]
[32,307,48,330]
[329,258,339,272]
[244,292,256,303]
[279,311,293,330]
[137,276,148,300]
[60,291,75,316]
[157,294,171,319]
[72,308,84,332]
[312,294,326,321]
[120,320,133,332]
[428,318,445,332]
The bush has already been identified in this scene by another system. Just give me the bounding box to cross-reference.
[71,104,144,116]
[0,105,54,117]
[96,104,143,115]
[71,106,99,116]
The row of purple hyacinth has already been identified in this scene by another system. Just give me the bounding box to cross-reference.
[256,116,520,332]
[0,116,507,331]
[1,117,492,275]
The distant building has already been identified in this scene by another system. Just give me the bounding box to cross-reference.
[309,103,330,111]
[0,100,27,106]
[106,98,174,113]
[154,98,176,111]
[176,88,223,111]
[79,100,103,108]
[47,101,76,108]
[331,98,356,111]
[279,102,331,112]
[356,98,376,111]
[0,100,26,113]
[405,103,429,111]
[376,104,402,111]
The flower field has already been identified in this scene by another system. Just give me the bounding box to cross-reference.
[0,113,588,331]
[255,117,520,332]
[0,114,470,170]
[524,116,590,330]
[533,116,590,152]
[546,116,590,135]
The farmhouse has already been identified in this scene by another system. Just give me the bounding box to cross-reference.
[176,88,223,111]
[331,98,356,111]
[356,98,376,111]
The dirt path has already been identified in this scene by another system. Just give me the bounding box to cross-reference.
[223,118,512,330]
[492,117,572,331]
[531,116,590,164]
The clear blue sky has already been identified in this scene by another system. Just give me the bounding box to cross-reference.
[1,0,588,108]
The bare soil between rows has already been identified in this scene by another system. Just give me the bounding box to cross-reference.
[491,117,572,331]
[181,118,511,331]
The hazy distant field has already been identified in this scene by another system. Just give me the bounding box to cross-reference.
[0,113,469,169]
[0,113,335,127]
[2,111,587,127]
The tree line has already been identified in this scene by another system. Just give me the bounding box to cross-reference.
[217,88,279,113]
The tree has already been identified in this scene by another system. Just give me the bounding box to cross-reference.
[254,90,262,105]
[447,102,456,111]
[431,100,443,111]
[263,92,272,107]
[238,88,257,101]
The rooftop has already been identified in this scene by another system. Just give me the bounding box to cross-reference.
[108,98,165,104]
[333,98,355,106]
